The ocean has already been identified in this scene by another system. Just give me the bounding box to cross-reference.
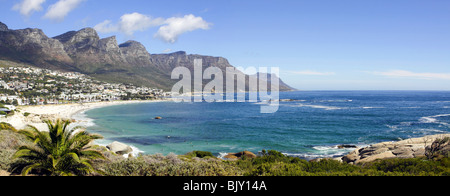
[76,91,450,159]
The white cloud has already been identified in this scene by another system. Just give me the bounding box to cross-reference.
[163,48,172,53]
[43,0,84,22]
[12,0,46,17]
[95,13,211,43]
[118,13,165,36]
[94,20,117,33]
[371,70,450,80]
[290,70,336,76]
[155,14,211,43]
[95,12,164,36]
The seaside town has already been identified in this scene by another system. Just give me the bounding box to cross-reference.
[0,65,169,114]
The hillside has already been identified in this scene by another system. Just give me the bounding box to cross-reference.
[0,21,295,92]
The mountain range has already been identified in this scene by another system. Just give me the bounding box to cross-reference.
[0,21,295,92]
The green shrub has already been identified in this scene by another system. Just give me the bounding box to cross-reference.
[0,130,31,170]
[101,154,241,176]
[233,150,450,176]
[365,158,450,176]
[185,151,215,159]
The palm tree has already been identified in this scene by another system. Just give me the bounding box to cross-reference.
[12,119,105,176]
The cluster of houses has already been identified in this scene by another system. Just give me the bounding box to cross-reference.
[0,66,168,106]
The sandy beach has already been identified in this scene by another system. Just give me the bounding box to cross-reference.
[1,100,165,131]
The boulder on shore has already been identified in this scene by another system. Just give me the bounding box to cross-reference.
[340,134,450,164]
[106,141,133,155]
[224,151,257,160]
[337,144,358,149]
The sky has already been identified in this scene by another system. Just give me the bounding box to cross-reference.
[1,0,450,90]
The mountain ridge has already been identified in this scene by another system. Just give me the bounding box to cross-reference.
[0,22,296,91]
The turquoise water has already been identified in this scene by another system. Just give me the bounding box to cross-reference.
[81,91,450,159]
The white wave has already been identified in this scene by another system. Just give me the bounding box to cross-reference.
[125,145,145,158]
[430,114,450,118]
[71,111,96,128]
[282,153,325,159]
[296,104,344,110]
[412,129,447,135]
[400,122,413,126]
[386,125,399,130]
[313,145,338,151]
[361,106,385,109]
[296,145,359,159]
[418,114,450,128]
[318,99,353,103]
[420,114,450,123]
[217,152,229,160]
[419,117,438,123]
[283,151,350,159]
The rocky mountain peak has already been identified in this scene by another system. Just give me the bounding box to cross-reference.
[172,51,187,56]
[119,40,147,51]
[54,27,99,47]
[119,40,151,66]
[99,36,120,53]
[0,22,8,31]
[77,28,99,38]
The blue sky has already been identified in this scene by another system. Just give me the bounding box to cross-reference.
[1,0,450,90]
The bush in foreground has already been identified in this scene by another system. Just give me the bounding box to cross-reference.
[100,153,241,176]
[232,149,450,176]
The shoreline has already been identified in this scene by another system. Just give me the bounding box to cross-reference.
[1,98,449,161]
[1,99,167,132]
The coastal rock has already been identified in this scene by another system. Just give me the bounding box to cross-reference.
[224,151,257,160]
[413,148,426,158]
[338,144,358,149]
[341,134,450,164]
[341,150,360,164]
[155,116,162,120]
[359,147,389,159]
[391,147,414,158]
[106,141,133,155]
[357,151,396,164]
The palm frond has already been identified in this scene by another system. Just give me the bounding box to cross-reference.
[21,163,44,176]
[11,118,105,176]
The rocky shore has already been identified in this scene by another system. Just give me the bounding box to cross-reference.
[339,134,450,164]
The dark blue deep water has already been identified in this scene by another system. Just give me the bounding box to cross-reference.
[81,91,450,159]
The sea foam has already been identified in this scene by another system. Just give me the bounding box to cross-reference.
[296,104,344,110]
